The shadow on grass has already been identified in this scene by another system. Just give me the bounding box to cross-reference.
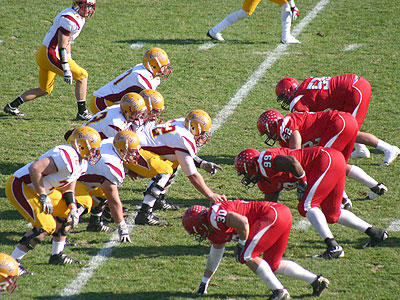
[0,161,25,176]
[35,291,253,300]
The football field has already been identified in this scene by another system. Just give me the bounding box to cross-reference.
[0,0,399,299]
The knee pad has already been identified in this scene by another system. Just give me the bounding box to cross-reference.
[53,217,72,237]
[19,228,46,250]
[144,174,167,200]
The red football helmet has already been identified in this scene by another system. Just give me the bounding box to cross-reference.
[73,0,96,18]
[275,77,299,110]
[234,148,260,187]
[257,110,283,146]
[182,205,210,241]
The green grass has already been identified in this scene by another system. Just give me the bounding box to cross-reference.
[1,0,399,299]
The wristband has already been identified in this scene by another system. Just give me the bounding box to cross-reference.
[62,192,76,206]
[39,194,47,201]
[193,156,204,168]
[294,171,305,179]
[238,239,246,246]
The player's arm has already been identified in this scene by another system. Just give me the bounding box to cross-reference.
[176,151,227,204]
[101,179,124,224]
[29,157,58,195]
[58,30,73,84]
[274,154,305,178]
[288,130,302,149]
[225,212,249,241]
[196,243,225,295]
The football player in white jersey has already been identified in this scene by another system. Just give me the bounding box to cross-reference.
[4,0,96,121]
[207,0,300,44]
[89,48,172,114]
[5,127,101,272]
[133,109,227,226]
[78,131,141,243]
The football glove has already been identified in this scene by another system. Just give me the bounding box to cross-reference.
[118,223,132,243]
[296,181,308,202]
[196,282,208,295]
[39,194,53,214]
[234,242,245,263]
[291,6,300,20]
[200,161,223,176]
[68,206,80,228]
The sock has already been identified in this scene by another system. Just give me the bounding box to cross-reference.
[10,96,24,108]
[347,165,377,188]
[336,209,371,232]
[324,237,339,248]
[305,208,334,240]
[11,247,27,261]
[354,143,369,152]
[376,139,393,152]
[255,259,284,290]
[52,241,66,255]
[77,100,87,114]
[212,9,248,33]
[281,3,292,40]
[275,260,317,284]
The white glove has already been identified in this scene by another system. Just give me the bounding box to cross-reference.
[62,64,73,85]
[291,6,300,20]
[200,161,223,176]
[39,194,53,214]
[118,223,132,243]
[68,206,80,228]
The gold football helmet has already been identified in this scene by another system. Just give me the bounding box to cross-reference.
[73,0,96,17]
[0,253,19,294]
[184,110,212,147]
[69,126,102,165]
[113,131,141,164]
[120,92,147,126]
[143,48,172,79]
[139,89,165,123]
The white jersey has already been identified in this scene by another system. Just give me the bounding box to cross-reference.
[42,7,86,50]
[138,118,197,161]
[93,64,161,101]
[13,145,87,194]
[84,106,131,139]
[78,139,125,190]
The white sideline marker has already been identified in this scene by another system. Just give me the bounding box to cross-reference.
[130,41,146,49]
[56,1,330,298]
[199,41,217,50]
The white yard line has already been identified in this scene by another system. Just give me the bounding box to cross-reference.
[343,43,363,51]
[130,41,146,49]
[387,219,400,232]
[199,41,217,50]
[56,1,330,298]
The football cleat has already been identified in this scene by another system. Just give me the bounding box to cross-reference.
[102,206,129,223]
[49,252,81,265]
[311,275,329,297]
[363,227,388,248]
[281,35,301,44]
[76,109,93,121]
[341,197,352,210]
[135,204,168,226]
[350,147,371,159]
[268,288,290,300]
[207,29,225,42]
[381,146,400,166]
[313,245,344,259]
[153,196,180,211]
[3,104,26,117]
[17,264,33,276]
[365,183,387,200]
[86,218,115,233]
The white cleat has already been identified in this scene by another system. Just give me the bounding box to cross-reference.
[350,148,371,159]
[381,146,400,166]
[281,35,301,44]
[207,29,225,42]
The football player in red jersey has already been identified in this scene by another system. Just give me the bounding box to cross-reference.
[4,0,96,121]
[182,201,329,300]
[275,74,400,165]
[234,147,388,260]
[257,110,388,203]
[207,0,300,44]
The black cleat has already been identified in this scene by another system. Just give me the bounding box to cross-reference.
[341,197,352,210]
[363,227,388,248]
[87,220,115,232]
[135,204,168,226]
[76,109,92,121]
[311,275,329,296]
[49,252,81,265]
[313,245,344,259]
[153,196,180,211]
[268,288,290,300]
[4,104,26,117]
[365,183,387,200]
